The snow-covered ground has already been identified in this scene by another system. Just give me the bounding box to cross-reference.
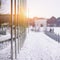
[17,28,60,60]
[0,28,26,60]
[0,27,60,60]
[54,27,60,35]
[0,43,11,60]
[46,27,60,35]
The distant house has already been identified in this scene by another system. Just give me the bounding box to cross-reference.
[47,16,57,27]
[56,17,60,27]
[34,18,47,31]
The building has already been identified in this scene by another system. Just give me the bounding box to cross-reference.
[34,18,47,31]
[47,16,57,27]
[56,17,60,27]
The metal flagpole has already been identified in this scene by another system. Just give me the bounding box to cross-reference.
[28,7,29,33]
[11,0,13,60]
[17,0,20,53]
[14,0,17,59]
[19,0,21,50]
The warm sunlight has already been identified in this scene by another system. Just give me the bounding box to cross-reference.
[26,11,35,18]
[26,10,33,18]
[26,8,40,18]
[26,8,44,18]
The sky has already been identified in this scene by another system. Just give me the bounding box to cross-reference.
[27,0,60,18]
[0,0,60,18]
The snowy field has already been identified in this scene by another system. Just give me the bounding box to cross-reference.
[0,27,60,60]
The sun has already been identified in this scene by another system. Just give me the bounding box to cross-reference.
[26,9,37,18]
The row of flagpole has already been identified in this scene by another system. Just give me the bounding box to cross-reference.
[11,0,20,60]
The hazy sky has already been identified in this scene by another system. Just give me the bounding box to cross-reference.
[27,0,60,18]
[0,0,60,18]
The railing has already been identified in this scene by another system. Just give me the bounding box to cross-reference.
[0,27,26,60]
[44,30,60,43]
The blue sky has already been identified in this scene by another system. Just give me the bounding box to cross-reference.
[0,0,60,18]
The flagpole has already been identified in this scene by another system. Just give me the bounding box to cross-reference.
[11,0,13,60]
[17,0,20,53]
[14,0,17,59]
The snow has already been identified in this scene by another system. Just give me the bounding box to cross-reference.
[46,27,60,35]
[0,31,14,42]
[54,27,60,35]
[0,42,11,60]
[0,27,60,60]
[17,29,59,60]
[0,33,10,42]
